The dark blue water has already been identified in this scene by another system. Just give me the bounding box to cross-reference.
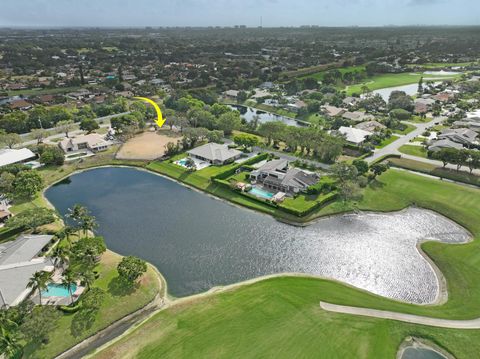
[402,347,447,359]
[45,167,469,300]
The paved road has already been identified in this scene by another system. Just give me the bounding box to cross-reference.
[366,116,446,163]
[17,111,130,147]
[320,301,480,329]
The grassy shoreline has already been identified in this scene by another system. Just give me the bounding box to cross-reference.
[88,168,480,359]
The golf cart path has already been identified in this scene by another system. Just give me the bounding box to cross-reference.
[320,301,480,329]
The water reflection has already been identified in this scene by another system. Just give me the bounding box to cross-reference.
[45,167,470,303]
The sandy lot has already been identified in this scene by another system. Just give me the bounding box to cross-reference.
[116,131,182,160]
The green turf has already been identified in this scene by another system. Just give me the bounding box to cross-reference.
[394,123,417,135]
[92,169,480,358]
[375,135,400,149]
[398,144,428,158]
[346,72,460,95]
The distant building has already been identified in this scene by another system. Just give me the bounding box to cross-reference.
[0,148,36,168]
[58,134,110,153]
[341,111,375,123]
[223,90,240,100]
[322,105,345,117]
[187,143,242,165]
[9,99,32,110]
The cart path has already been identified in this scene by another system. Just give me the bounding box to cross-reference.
[320,301,480,329]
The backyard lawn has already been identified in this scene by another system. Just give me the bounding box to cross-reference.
[398,144,428,158]
[375,135,400,149]
[93,170,480,359]
[23,251,161,359]
[394,123,416,135]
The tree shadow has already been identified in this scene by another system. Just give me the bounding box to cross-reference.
[70,308,97,337]
[369,179,385,189]
[107,276,138,297]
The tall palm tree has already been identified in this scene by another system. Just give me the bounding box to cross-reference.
[78,268,96,290]
[61,270,77,305]
[26,271,51,305]
[80,215,98,237]
[52,246,70,269]
[64,225,76,248]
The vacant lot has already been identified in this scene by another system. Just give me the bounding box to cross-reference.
[116,131,182,160]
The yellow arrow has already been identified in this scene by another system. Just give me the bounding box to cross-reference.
[133,96,165,128]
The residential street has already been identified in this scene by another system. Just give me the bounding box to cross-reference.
[365,116,446,163]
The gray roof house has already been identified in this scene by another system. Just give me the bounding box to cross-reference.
[0,234,54,307]
[187,143,242,165]
[438,128,478,147]
[428,139,464,152]
[250,159,319,194]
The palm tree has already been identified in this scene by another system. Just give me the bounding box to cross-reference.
[78,269,96,290]
[61,270,77,305]
[80,214,98,237]
[0,327,22,359]
[52,246,70,269]
[26,271,51,305]
[64,225,76,248]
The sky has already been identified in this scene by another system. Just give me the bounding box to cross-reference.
[0,0,479,28]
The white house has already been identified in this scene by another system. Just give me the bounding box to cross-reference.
[338,126,372,145]
[0,148,36,168]
[58,134,110,153]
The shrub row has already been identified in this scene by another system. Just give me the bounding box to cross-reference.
[278,192,338,217]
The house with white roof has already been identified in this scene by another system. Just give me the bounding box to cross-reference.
[0,234,54,307]
[337,126,372,145]
[0,148,36,168]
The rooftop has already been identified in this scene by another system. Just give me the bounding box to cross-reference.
[0,148,36,167]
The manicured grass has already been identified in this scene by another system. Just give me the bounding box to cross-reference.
[398,144,428,158]
[346,72,459,95]
[299,65,366,81]
[24,250,161,359]
[409,116,432,124]
[388,158,480,187]
[93,169,480,359]
[394,123,416,135]
[375,135,400,149]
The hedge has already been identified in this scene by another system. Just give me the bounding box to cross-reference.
[211,152,269,180]
[278,192,338,217]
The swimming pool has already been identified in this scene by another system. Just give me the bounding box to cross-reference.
[42,283,77,297]
[249,187,274,199]
[177,158,188,166]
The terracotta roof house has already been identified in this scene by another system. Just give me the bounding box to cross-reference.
[342,111,375,123]
[9,99,32,110]
[355,120,386,133]
[250,159,319,194]
[187,143,242,165]
[322,105,345,117]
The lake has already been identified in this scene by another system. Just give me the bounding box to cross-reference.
[228,104,306,127]
[45,167,470,302]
